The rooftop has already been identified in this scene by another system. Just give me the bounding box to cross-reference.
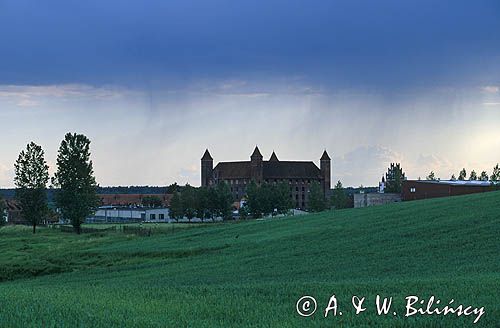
[408,180,497,186]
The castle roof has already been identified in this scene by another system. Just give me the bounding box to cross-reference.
[213,160,321,179]
[251,146,262,159]
[320,150,331,160]
[269,151,279,161]
[263,161,321,179]
[201,149,213,160]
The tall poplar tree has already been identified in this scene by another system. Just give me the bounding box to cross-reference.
[52,133,99,234]
[14,142,49,233]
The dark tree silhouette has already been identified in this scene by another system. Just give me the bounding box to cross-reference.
[14,142,49,233]
[52,133,99,234]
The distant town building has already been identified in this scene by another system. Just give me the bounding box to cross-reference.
[4,200,23,224]
[201,146,331,209]
[3,199,58,225]
[353,193,401,208]
[402,180,498,201]
[379,176,385,193]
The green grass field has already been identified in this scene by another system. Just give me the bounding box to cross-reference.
[0,192,499,327]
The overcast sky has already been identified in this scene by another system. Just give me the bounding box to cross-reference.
[1,0,499,188]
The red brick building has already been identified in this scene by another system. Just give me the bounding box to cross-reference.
[201,146,331,209]
[401,180,497,201]
[5,199,25,224]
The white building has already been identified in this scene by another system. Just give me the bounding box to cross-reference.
[86,206,170,223]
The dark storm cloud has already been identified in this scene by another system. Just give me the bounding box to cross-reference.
[1,0,500,87]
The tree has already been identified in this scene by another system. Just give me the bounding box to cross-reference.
[0,194,6,225]
[195,187,209,221]
[52,133,99,234]
[206,187,219,220]
[469,170,478,181]
[479,171,489,181]
[245,181,293,218]
[458,168,467,181]
[331,180,348,209]
[308,181,326,212]
[274,181,293,214]
[14,142,49,234]
[181,184,197,222]
[215,182,233,219]
[169,192,183,221]
[166,182,181,194]
[384,163,405,193]
[238,204,249,220]
[490,164,500,182]
[258,183,275,216]
[142,195,162,208]
[246,180,262,218]
[426,171,437,181]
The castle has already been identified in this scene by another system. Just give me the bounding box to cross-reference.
[201,146,331,209]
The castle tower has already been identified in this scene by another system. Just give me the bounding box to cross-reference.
[250,146,263,183]
[269,151,279,161]
[320,150,331,197]
[201,149,213,187]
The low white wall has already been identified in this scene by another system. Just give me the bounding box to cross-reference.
[353,193,401,208]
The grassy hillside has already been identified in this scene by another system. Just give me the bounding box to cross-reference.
[0,192,499,327]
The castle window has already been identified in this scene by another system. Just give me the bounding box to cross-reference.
[295,187,299,191]
[295,194,298,200]
[302,187,305,192]
[302,194,305,199]
[410,187,416,193]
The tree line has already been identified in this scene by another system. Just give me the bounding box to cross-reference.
[168,183,233,221]
[9,134,354,231]
[13,133,99,234]
[167,179,351,221]
[426,165,500,181]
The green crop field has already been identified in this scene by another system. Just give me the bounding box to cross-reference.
[0,192,499,327]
